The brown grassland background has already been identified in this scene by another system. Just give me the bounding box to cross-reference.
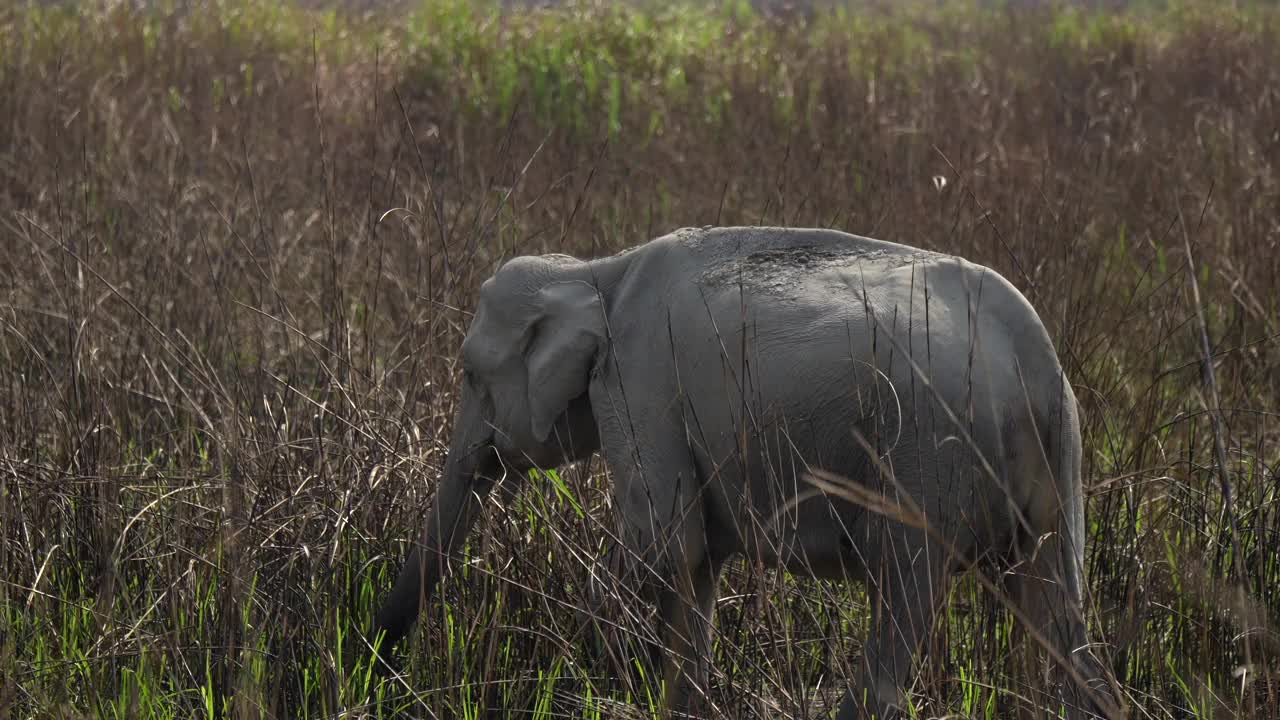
[1,0,1278,718]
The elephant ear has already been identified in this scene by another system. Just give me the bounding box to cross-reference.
[525,280,607,443]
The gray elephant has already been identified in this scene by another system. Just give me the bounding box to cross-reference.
[371,226,1114,719]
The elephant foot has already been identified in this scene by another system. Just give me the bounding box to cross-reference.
[835,683,908,720]
[834,700,906,720]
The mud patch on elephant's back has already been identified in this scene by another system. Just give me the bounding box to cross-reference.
[698,244,942,296]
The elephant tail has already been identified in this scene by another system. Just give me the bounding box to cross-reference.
[1012,372,1117,718]
[1055,376,1088,646]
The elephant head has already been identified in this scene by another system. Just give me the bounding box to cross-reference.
[371,253,610,653]
[458,255,609,463]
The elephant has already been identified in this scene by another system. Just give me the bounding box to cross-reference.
[370,226,1115,719]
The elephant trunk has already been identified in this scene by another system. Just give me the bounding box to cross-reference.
[371,385,502,656]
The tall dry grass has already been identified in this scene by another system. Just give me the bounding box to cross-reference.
[0,0,1276,718]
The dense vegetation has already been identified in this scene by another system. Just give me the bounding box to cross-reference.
[1,0,1277,717]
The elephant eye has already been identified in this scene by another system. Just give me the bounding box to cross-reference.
[462,368,488,392]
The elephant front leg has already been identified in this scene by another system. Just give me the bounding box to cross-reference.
[609,457,718,717]
[838,538,950,720]
[590,368,724,716]
[656,550,723,718]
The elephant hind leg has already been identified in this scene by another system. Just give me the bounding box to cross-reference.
[1004,526,1114,720]
[838,534,953,720]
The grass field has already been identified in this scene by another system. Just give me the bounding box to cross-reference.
[1,0,1277,717]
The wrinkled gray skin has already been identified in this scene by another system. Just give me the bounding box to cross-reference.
[372,227,1112,719]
